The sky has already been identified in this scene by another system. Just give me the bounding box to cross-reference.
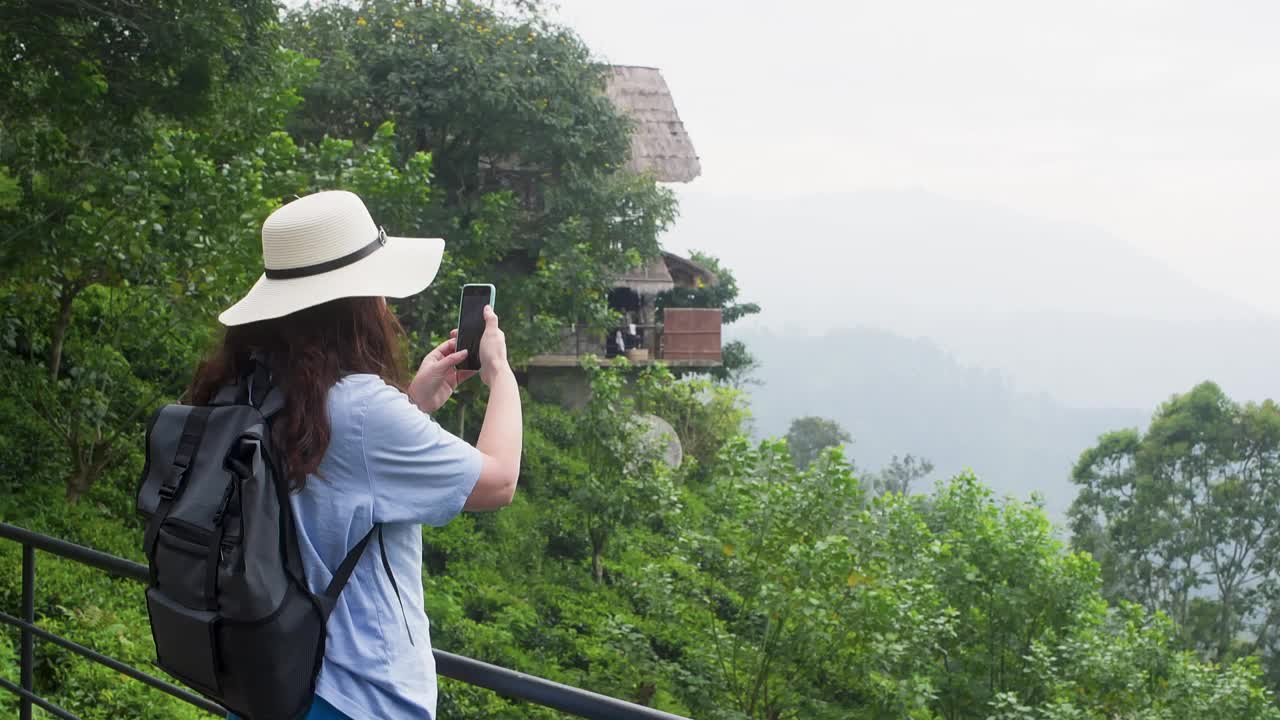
[550,0,1280,316]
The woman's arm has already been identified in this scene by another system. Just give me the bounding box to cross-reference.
[465,305,522,510]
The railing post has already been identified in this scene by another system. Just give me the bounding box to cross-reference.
[20,544,35,720]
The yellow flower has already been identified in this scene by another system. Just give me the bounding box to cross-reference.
[847,572,872,588]
[394,19,405,29]
[356,16,367,27]
[722,544,735,557]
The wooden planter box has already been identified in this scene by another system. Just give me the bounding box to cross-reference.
[660,308,722,363]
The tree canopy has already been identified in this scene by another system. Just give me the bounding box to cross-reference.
[280,0,677,357]
[1071,381,1280,686]
[785,415,852,470]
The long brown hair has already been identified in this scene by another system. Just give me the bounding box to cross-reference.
[189,297,408,490]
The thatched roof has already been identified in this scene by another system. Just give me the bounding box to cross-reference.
[614,254,675,295]
[612,251,718,295]
[662,251,717,287]
[605,66,702,183]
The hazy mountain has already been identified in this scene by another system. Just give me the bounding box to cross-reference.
[734,326,1148,519]
[664,189,1280,410]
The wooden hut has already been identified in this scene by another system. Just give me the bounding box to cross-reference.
[524,66,722,408]
[529,251,722,369]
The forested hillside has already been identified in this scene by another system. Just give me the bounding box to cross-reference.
[1,2,1278,719]
[735,326,1148,517]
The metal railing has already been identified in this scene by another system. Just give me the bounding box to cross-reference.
[0,522,688,720]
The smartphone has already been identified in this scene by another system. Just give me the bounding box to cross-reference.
[456,283,495,372]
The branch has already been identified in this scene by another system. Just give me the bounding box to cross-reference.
[0,363,73,444]
[39,0,147,33]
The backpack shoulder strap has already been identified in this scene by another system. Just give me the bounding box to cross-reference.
[256,385,286,419]
[376,526,414,645]
[317,527,377,619]
[317,526,414,644]
[210,356,286,419]
[211,383,239,406]
[143,405,214,566]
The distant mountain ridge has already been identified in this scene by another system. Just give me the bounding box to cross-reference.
[664,189,1279,409]
[735,325,1148,519]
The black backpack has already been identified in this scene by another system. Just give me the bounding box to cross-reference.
[136,360,403,719]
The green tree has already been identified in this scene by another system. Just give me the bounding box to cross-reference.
[0,0,294,497]
[870,454,935,496]
[656,251,761,325]
[564,360,679,583]
[987,602,1280,720]
[0,120,437,499]
[0,0,288,381]
[643,442,1280,720]
[690,439,865,720]
[1069,381,1280,683]
[281,0,677,359]
[906,477,1101,718]
[711,339,763,389]
[635,372,750,478]
[0,0,280,152]
[0,0,309,499]
[785,416,852,470]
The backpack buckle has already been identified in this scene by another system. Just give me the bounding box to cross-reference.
[159,465,186,501]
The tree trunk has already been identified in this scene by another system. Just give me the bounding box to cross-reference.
[1217,582,1236,661]
[47,281,79,381]
[65,439,110,503]
[64,443,99,499]
[65,465,92,504]
[590,527,608,583]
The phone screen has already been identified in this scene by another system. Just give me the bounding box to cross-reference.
[456,285,492,371]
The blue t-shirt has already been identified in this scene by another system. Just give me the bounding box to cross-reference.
[292,374,482,720]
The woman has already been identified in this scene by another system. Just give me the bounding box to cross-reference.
[198,190,522,719]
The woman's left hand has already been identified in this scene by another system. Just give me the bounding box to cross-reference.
[408,330,476,413]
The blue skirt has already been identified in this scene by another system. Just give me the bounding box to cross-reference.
[228,696,351,720]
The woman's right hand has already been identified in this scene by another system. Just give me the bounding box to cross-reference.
[469,304,522,510]
[479,305,511,386]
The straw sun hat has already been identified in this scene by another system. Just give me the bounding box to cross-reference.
[218,190,444,326]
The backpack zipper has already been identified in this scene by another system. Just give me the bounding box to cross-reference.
[212,482,237,527]
[164,516,240,548]
[163,519,212,545]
